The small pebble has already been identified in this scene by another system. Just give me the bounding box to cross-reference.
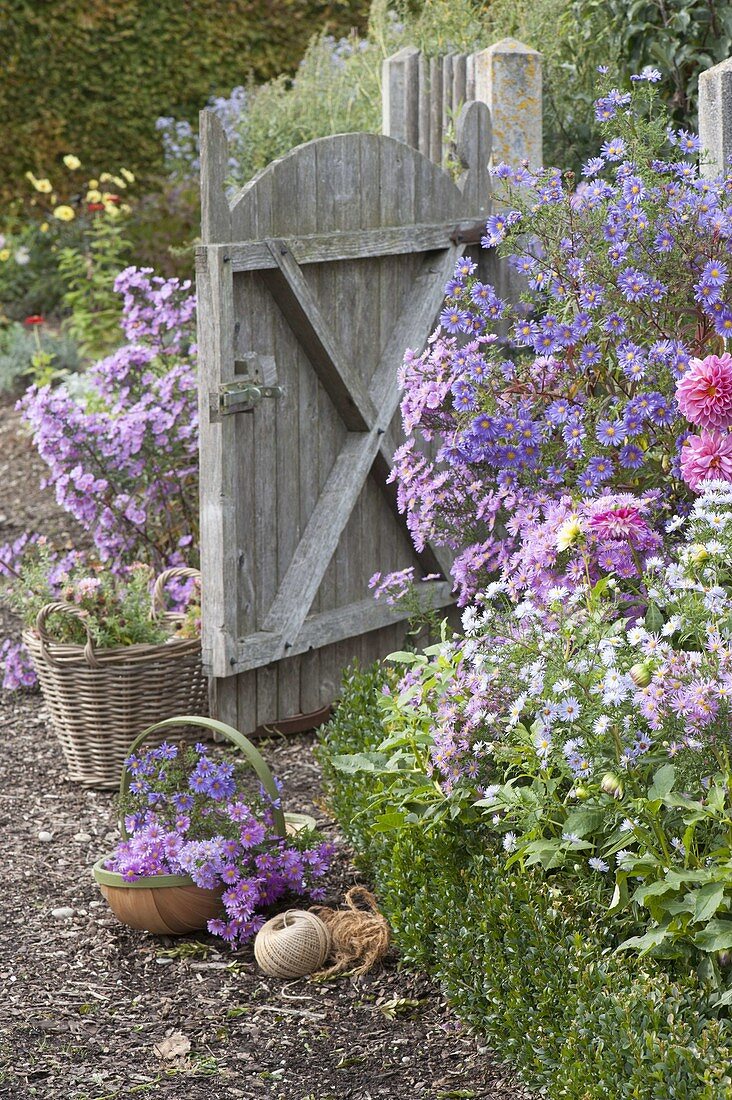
[51,907,75,919]
[73,832,92,843]
[38,831,53,843]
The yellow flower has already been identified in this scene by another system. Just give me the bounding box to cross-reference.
[40,222,49,233]
[556,515,583,552]
[0,249,10,262]
[33,177,53,194]
[86,188,102,203]
[63,154,81,170]
[112,175,127,188]
[99,171,113,182]
[87,178,99,189]
[53,205,75,222]
[103,202,120,219]
[120,168,135,183]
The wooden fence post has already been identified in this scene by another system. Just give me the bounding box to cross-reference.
[382,46,420,147]
[473,38,542,169]
[383,39,542,171]
[699,57,732,178]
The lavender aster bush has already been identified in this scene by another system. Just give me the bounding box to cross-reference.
[108,740,333,947]
[19,267,198,572]
[391,75,732,603]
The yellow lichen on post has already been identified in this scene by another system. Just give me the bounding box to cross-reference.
[474,39,543,171]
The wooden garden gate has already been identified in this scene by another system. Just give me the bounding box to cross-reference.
[196,98,493,733]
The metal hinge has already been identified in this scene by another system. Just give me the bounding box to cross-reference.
[209,354,284,420]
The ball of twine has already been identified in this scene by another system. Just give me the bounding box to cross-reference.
[254,909,331,978]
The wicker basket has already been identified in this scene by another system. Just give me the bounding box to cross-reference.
[23,567,208,789]
[93,715,316,934]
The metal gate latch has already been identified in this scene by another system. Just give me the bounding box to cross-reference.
[213,380,284,417]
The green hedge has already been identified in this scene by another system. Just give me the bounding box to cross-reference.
[1,0,368,205]
[318,667,732,1100]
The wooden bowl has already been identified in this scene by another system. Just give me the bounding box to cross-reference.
[93,857,224,934]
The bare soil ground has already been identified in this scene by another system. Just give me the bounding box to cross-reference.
[0,398,532,1100]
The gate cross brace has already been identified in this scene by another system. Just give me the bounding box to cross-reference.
[229,241,462,674]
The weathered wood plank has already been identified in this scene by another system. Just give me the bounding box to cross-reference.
[226,582,455,673]
[259,242,376,432]
[292,139,322,714]
[369,245,461,406]
[230,270,259,733]
[429,56,443,165]
[442,53,454,167]
[197,247,239,679]
[453,53,467,117]
[416,52,430,157]
[199,111,231,245]
[382,46,420,146]
[219,220,476,271]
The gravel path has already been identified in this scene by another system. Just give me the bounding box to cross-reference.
[0,398,532,1100]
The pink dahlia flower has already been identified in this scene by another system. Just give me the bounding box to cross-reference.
[587,505,652,548]
[680,430,732,490]
[676,353,732,429]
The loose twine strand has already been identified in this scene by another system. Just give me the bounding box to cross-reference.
[309,886,390,979]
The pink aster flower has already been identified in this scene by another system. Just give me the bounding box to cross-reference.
[676,353,732,429]
[680,430,732,490]
[587,505,652,548]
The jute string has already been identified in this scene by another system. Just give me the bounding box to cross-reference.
[254,909,331,978]
[310,886,390,979]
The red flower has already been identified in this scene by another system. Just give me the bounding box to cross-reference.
[87,202,105,212]
[23,315,44,326]
[106,194,120,204]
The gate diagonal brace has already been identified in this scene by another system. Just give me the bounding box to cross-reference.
[225,243,461,674]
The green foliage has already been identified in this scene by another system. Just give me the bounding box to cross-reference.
[576,0,732,128]
[0,0,369,207]
[318,666,732,1099]
[1,545,170,649]
[57,216,132,359]
[0,322,80,394]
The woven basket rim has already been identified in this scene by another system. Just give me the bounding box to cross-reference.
[23,628,200,666]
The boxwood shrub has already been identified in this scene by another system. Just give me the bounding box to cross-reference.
[318,666,732,1100]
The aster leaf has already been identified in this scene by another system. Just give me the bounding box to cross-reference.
[647,763,675,801]
[693,882,725,925]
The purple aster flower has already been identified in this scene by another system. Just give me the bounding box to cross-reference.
[601,137,626,161]
[440,307,471,334]
[702,259,728,287]
[597,419,626,446]
[619,443,644,468]
[603,312,626,337]
[583,156,605,177]
[617,269,650,301]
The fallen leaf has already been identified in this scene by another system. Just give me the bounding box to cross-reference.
[153,1031,191,1060]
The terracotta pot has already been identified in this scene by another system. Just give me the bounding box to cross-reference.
[93,858,223,934]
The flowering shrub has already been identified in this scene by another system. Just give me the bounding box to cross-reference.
[0,539,202,649]
[392,75,732,602]
[19,267,198,572]
[107,740,333,946]
[0,159,135,324]
[355,480,732,959]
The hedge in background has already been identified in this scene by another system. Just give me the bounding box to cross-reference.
[1,0,368,206]
[318,666,732,1100]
